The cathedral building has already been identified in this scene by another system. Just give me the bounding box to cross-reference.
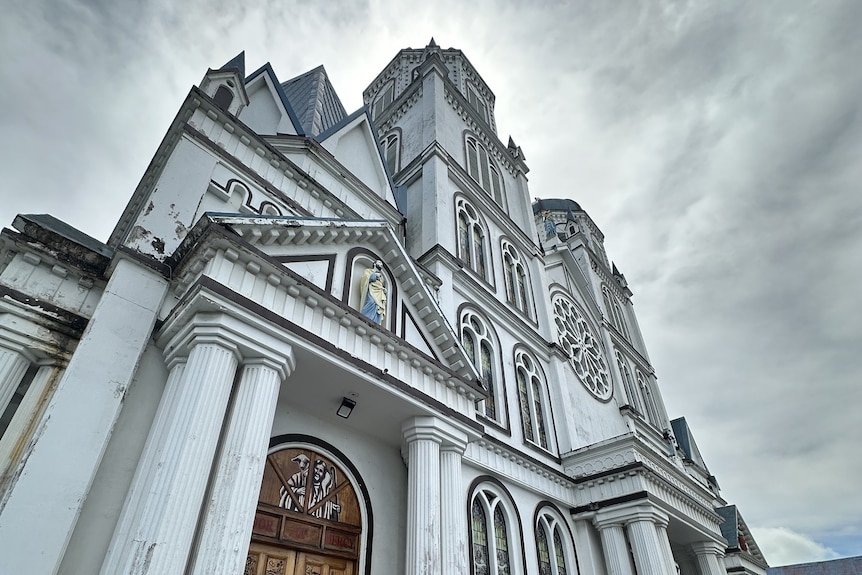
[0,41,768,575]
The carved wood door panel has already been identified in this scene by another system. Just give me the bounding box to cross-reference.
[295,551,354,575]
[245,542,354,575]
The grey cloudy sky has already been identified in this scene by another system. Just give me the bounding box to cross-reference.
[2,0,860,565]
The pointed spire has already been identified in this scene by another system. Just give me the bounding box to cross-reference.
[219,51,246,79]
[428,37,438,48]
[423,37,441,61]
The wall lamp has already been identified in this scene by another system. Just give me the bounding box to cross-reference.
[337,397,356,419]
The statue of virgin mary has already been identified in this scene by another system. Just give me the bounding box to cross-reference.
[360,260,387,325]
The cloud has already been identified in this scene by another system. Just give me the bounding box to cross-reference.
[1,0,861,559]
[751,526,839,566]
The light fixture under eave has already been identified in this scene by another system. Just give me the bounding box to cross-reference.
[337,397,356,418]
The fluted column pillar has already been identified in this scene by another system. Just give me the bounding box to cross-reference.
[594,520,635,575]
[403,417,444,575]
[191,354,295,575]
[692,541,726,575]
[0,342,32,416]
[0,363,60,483]
[655,517,677,575]
[101,332,240,575]
[626,510,672,575]
[440,437,468,575]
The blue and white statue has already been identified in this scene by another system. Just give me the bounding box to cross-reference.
[360,260,387,325]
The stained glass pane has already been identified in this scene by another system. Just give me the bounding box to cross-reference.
[463,331,475,365]
[517,368,533,441]
[537,523,551,575]
[468,142,480,180]
[490,168,503,204]
[459,213,472,266]
[474,226,486,277]
[554,527,567,575]
[493,507,510,575]
[517,267,528,312]
[532,377,548,449]
[472,500,489,575]
[481,343,496,420]
[479,147,491,194]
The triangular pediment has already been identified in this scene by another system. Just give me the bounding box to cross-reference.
[239,64,303,136]
[317,110,398,208]
[171,214,482,392]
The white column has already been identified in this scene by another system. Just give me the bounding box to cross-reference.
[0,257,168,575]
[0,364,60,484]
[403,417,443,575]
[595,520,635,575]
[100,335,240,575]
[692,541,727,575]
[655,518,677,575]
[440,438,468,575]
[0,342,31,416]
[626,515,672,575]
[190,355,294,575]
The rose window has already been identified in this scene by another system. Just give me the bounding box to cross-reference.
[553,296,612,400]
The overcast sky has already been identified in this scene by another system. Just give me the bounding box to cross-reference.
[2,0,860,566]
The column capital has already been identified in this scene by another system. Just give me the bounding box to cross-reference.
[159,311,295,378]
[594,503,669,529]
[691,540,726,558]
[402,416,468,451]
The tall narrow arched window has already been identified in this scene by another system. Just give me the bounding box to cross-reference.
[637,370,662,427]
[616,350,641,413]
[515,350,550,450]
[535,508,574,575]
[372,81,394,119]
[456,197,489,279]
[460,310,501,422]
[602,285,630,340]
[470,485,520,575]
[381,132,400,175]
[466,137,504,205]
[502,241,531,316]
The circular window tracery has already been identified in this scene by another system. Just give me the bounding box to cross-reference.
[553,295,612,400]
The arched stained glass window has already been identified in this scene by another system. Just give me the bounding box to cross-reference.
[515,350,551,450]
[461,309,501,422]
[470,486,517,575]
[536,508,574,575]
[637,370,662,427]
[466,137,504,205]
[502,241,531,316]
[616,349,641,413]
[456,197,488,279]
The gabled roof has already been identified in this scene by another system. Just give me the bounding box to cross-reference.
[281,65,347,137]
[716,505,768,565]
[245,63,305,135]
[671,417,711,473]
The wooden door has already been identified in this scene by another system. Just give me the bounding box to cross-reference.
[246,542,355,575]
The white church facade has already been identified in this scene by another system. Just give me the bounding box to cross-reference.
[0,41,768,575]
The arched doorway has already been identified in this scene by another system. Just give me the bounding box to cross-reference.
[245,441,369,575]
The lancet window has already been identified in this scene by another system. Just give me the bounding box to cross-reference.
[381,132,400,175]
[515,350,550,450]
[460,309,501,422]
[470,486,518,575]
[637,370,662,427]
[372,82,394,119]
[602,285,630,339]
[466,137,504,205]
[502,241,531,316]
[536,508,573,575]
[615,350,641,413]
[456,197,489,279]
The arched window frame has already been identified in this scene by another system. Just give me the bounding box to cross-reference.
[469,480,524,575]
[514,348,552,452]
[501,240,532,317]
[552,293,612,401]
[602,285,630,340]
[460,308,503,424]
[465,136,504,205]
[466,84,491,125]
[636,370,662,427]
[615,349,641,414]
[372,80,394,120]
[380,131,400,176]
[456,197,490,280]
[534,504,577,575]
